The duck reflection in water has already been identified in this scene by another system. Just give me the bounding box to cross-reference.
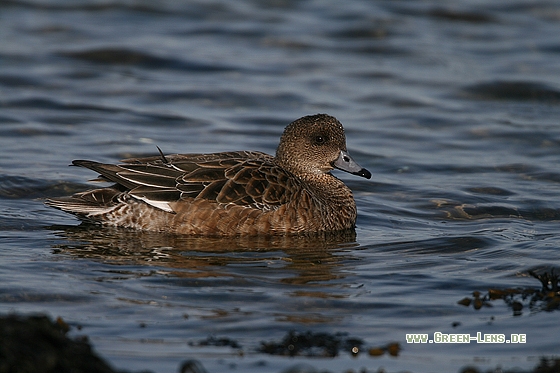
[48,224,358,286]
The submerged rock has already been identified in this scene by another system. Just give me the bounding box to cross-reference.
[0,314,131,373]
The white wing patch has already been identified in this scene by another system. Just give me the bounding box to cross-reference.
[132,195,175,213]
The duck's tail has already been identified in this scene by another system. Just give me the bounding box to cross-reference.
[45,188,122,219]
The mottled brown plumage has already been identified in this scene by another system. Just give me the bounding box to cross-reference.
[46,114,371,236]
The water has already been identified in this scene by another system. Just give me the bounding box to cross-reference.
[2,1,560,372]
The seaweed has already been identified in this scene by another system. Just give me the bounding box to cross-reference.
[0,314,140,373]
[458,268,560,316]
[189,336,242,349]
[258,330,399,358]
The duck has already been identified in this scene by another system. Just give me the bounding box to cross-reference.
[45,114,371,236]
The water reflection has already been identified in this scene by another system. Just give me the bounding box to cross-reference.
[48,224,358,286]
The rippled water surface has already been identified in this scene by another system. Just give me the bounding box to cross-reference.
[2,1,560,372]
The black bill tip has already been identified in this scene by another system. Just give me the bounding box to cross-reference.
[355,168,372,179]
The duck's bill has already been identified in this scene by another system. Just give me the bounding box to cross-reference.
[333,150,371,179]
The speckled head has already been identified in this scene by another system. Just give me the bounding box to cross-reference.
[275,114,371,179]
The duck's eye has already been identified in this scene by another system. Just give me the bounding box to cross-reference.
[314,135,328,145]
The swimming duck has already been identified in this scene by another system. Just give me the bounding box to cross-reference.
[46,114,371,236]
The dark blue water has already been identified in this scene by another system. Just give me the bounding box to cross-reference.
[2,1,560,372]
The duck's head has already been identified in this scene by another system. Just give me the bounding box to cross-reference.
[275,114,371,179]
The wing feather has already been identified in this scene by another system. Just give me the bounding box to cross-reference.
[72,151,298,213]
